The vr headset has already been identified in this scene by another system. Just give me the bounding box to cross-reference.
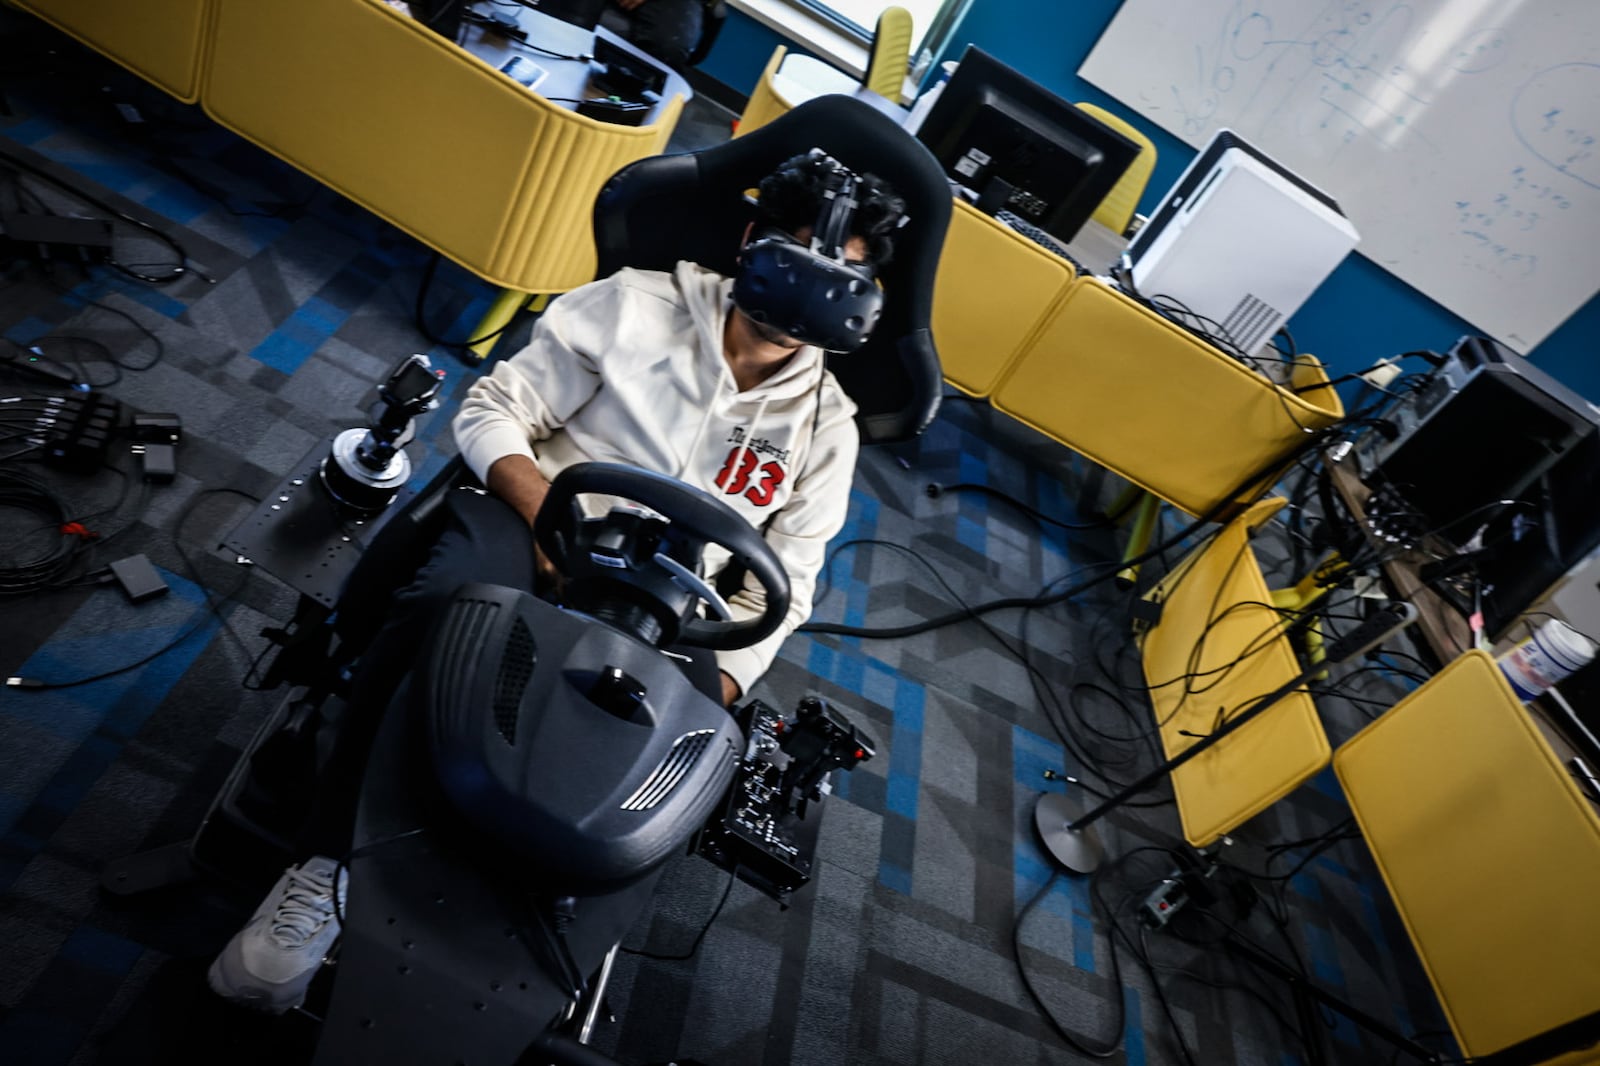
[731,152,885,353]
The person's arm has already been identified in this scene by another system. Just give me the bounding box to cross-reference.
[484,453,551,526]
[455,281,621,578]
[454,281,621,488]
[485,453,561,584]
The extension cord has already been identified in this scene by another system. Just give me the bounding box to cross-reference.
[1,345,79,387]
[40,393,122,472]
[1141,877,1189,927]
[0,213,114,268]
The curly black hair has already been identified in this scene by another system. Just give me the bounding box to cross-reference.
[754,151,906,267]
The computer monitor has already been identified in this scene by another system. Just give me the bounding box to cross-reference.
[914,46,1142,243]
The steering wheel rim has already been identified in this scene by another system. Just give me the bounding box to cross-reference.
[534,462,791,651]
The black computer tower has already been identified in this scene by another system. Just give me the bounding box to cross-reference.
[1364,336,1598,540]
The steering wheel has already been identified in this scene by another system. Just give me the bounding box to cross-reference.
[534,462,791,651]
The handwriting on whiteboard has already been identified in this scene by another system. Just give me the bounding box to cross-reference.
[1150,2,1600,285]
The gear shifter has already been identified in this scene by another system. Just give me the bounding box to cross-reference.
[320,354,444,512]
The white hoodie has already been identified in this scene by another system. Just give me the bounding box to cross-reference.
[453,261,860,694]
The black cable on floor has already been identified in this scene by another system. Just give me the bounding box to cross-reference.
[0,143,196,283]
[0,464,90,595]
[620,863,739,962]
[5,483,258,689]
[924,479,1120,531]
[803,419,1369,642]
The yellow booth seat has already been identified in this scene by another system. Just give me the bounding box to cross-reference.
[202,0,681,294]
[933,200,1079,399]
[11,0,212,103]
[992,278,1343,519]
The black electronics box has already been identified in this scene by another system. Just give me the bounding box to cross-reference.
[1474,429,1600,636]
[590,36,665,99]
[577,97,649,125]
[1363,336,1599,538]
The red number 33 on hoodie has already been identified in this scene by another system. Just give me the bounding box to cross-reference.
[714,446,785,507]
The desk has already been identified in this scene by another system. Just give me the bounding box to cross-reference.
[203,0,686,293]
[454,8,689,125]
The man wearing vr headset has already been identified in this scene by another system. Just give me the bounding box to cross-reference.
[455,150,905,707]
[207,152,907,1017]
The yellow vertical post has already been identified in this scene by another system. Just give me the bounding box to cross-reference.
[467,291,548,364]
[1115,492,1162,588]
[1268,554,1350,680]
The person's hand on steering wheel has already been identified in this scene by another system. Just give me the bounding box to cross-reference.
[535,461,792,652]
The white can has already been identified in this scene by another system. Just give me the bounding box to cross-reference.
[1496,618,1598,702]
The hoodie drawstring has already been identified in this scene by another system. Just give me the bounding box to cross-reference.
[680,393,719,479]
[726,393,771,485]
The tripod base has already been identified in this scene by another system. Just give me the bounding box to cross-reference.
[1033,791,1104,874]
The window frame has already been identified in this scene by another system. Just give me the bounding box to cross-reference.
[729,0,973,83]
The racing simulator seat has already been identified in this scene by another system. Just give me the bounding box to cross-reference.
[101,94,951,1066]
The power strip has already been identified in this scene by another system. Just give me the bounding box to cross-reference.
[0,213,114,268]
[1324,601,1419,663]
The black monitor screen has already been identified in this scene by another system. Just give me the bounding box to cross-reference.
[915,46,1142,242]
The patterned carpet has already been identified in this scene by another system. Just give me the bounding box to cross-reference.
[0,12,1455,1066]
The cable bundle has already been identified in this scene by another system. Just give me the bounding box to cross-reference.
[0,465,95,596]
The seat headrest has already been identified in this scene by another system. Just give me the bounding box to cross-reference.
[594,95,952,443]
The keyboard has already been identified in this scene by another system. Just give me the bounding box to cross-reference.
[994,210,1081,269]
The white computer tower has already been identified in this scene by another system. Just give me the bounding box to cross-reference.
[1125,129,1360,360]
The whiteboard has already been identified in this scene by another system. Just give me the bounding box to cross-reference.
[1079,0,1600,352]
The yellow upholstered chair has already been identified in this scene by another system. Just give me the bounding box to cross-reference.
[1334,650,1600,1063]
[1073,102,1155,237]
[1136,496,1332,848]
[11,0,213,102]
[863,5,913,103]
[738,7,913,138]
[734,45,794,138]
[201,0,681,295]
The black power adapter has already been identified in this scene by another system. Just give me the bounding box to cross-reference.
[131,443,177,483]
[108,553,169,603]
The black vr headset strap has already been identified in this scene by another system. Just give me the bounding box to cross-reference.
[809,153,859,264]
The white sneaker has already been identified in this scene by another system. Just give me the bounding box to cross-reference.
[207,855,349,1013]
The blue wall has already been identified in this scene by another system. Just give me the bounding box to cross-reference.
[703,0,1598,400]
[701,9,795,93]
